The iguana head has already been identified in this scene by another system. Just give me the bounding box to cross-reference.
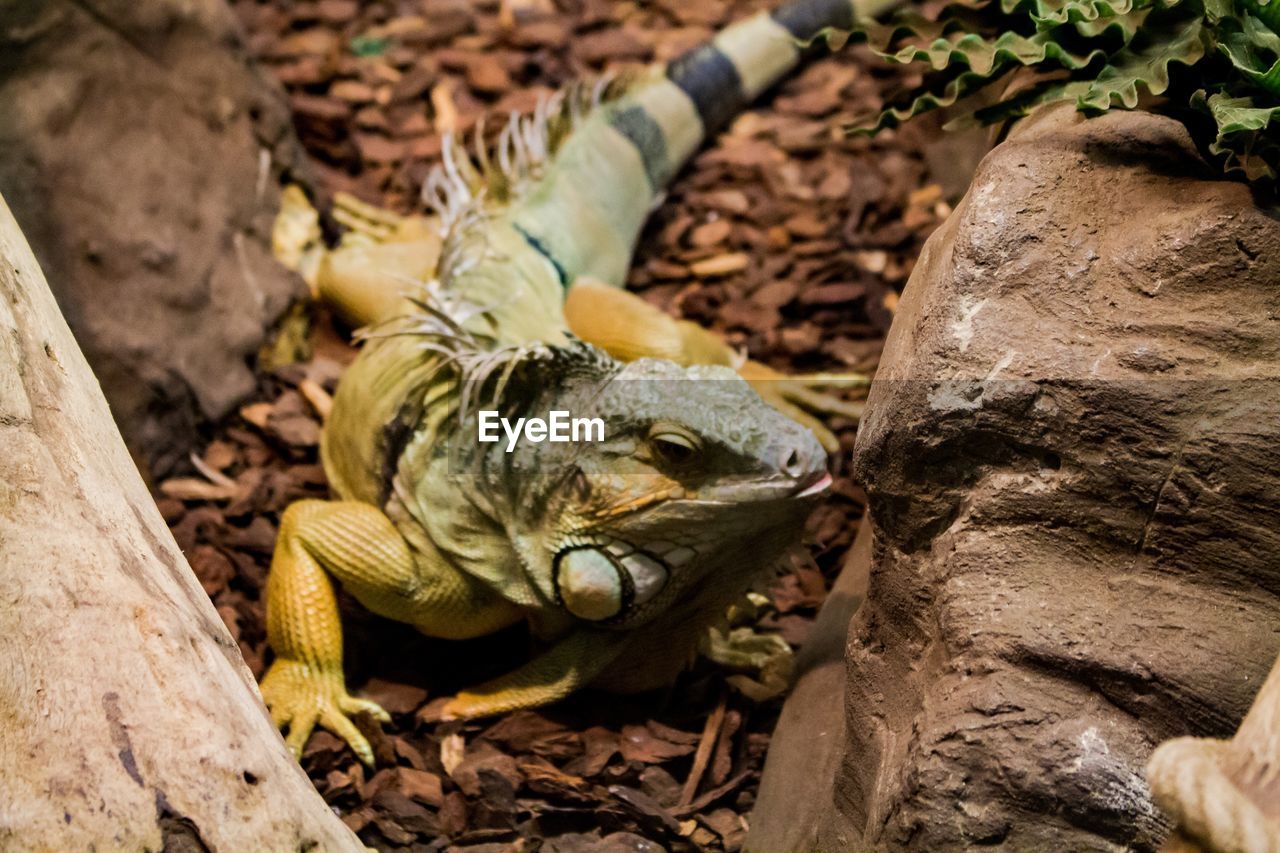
[467,346,830,630]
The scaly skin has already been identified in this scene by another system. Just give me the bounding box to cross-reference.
[262,0,889,765]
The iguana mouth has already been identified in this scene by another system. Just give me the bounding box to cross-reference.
[795,471,833,498]
[694,471,832,504]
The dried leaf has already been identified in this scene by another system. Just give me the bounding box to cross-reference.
[440,731,466,776]
[158,477,242,503]
[392,767,445,807]
[690,253,750,278]
[689,219,732,247]
[355,678,427,715]
[619,725,696,763]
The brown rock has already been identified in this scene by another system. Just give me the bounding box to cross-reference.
[391,767,444,808]
[290,92,350,125]
[751,105,1280,850]
[657,0,726,27]
[273,57,329,87]
[783,211,828,239]
[330,79,376,103]
[315,0,357,25]
[0,0,307,475]
[618,724,696,764]
[352,106,390,133]
[357,678,428,714]
[448,740,523,798]
[480,711,579,758]
[272,26,341,59]
[695,188,751,215]
[390,61,438,103]
[418,4,475,45]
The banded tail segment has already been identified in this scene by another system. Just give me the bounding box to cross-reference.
[510,0,885,288]
[657,0,861,174]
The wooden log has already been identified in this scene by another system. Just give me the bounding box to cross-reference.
[0,191,360,850]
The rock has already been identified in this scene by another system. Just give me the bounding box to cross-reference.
[0,0,308,475]
[750,517,872,853]
[751,104,1280,850]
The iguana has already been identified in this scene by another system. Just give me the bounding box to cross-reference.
[264,0,891,766]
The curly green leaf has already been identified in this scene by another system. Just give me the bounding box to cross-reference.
[1028,0,1143,27]
[1077,17,1206,108]
[1220,16,1280,94]
[855,68,1014,132]
[1072,4,1153,38]
[873,29,1106,74]
[845,0,1280,188]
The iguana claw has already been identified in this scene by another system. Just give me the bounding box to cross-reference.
[331,191,405,245]
[738,360,870,453]
[260,658,391,767]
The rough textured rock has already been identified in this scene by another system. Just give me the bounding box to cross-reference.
[0,0,307,474]
[751,104,1280,851]
[749,517,872,853]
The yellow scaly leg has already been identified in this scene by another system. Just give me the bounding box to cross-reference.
[261,499,519,764]
[441,628,632,720]
[331,191,438,247]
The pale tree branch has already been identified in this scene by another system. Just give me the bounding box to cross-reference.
[0,191,360,850]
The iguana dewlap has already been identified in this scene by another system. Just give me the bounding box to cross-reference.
[262,0,886,766]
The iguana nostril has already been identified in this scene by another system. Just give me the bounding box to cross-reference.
[783,448,803,478]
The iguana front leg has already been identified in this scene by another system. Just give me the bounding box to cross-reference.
[441,628,632,720]
[260,500,395,765]
[564,279,868,451]
[261,499,519,764]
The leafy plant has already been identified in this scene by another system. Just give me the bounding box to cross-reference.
[847,0,1280,183]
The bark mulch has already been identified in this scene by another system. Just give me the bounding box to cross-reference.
[156,0,961,849]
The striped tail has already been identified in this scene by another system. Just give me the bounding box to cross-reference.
[653,0,870,179]
[509,0,894,289]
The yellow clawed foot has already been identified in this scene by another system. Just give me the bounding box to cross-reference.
[272,185,325,291]
[332,191,404,245]
[332,191,438,247]
[738,360,870,453]
[260,658,391,766]
[702,624,795,702]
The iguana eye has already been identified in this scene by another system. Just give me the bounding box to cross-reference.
[647,426,700,468]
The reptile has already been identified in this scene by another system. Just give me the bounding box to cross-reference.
[263,0,892,765]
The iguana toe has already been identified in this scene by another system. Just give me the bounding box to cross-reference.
[738,360,869,452]
[260,659,387,767]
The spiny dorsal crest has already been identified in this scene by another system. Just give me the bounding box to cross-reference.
[357,274,619,425]
[421,72,633,230]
